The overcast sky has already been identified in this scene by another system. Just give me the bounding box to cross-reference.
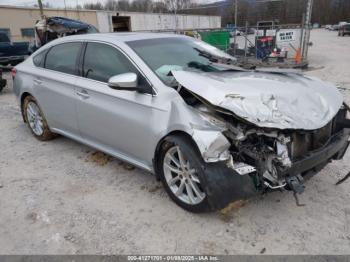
[0,0,217,8]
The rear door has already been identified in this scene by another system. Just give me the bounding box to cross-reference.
[33,42,82,137]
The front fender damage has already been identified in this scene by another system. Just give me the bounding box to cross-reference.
[191,129,231,162]
[189,122,258,210]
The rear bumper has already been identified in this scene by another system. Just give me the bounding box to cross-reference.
[278,129,350,177]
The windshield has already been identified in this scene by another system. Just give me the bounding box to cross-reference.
[127,37,236,86]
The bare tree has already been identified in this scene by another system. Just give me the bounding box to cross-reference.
[164,0,193,13]
[104,0,118,11]
[130,0,153,12]
[117,0,131,11]
[83,2,104,10]
[153,1,169,13]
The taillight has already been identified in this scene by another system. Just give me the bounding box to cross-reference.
[11,68,16,79]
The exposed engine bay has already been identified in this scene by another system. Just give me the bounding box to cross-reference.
[178,84,350,205]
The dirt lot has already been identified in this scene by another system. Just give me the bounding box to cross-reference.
[0,29,350,255]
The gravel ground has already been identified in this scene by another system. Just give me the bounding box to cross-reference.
[0,29,350,255]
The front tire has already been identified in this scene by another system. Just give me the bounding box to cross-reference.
[23,95,56,141]
[158,135,211,213]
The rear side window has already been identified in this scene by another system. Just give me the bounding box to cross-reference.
[83,42,139,82]
[45,42,82,75]
[33,49,48,68]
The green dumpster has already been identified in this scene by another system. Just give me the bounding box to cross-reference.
[199,31,230,51]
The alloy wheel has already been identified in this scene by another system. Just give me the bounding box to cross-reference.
[26,101,44,136]
[163,146,206,205]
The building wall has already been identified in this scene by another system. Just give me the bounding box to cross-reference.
[0,5,221,42]
[96,11,221,32]
[0,5,98,42]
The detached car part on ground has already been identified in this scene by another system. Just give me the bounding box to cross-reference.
[13,33,350,212]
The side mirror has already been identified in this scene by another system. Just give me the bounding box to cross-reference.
[108,73,138,91]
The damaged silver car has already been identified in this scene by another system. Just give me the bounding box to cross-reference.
[13,33,350,212]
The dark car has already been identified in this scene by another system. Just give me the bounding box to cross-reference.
[339,24,350,36]
[0,33,29,66]
[0,69,7,93]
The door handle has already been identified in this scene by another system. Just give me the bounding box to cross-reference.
[76,89,90,99]
[34,79,42,85]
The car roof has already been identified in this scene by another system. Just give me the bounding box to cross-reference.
[55,32,185,44]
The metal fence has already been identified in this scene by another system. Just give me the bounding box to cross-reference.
[228,21,310,68]
[140,22,311,69]
[172,0,314,68]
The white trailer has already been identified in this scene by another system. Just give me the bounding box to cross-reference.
[96,11,221,33]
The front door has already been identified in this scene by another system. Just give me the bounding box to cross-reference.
[75,42,157,168]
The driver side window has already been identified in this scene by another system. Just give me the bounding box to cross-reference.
[83,42,140,83]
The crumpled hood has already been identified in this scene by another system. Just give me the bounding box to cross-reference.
[173,70,343,130]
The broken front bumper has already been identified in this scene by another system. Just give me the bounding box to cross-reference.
[277,129,350,178]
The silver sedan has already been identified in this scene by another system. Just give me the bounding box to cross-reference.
[13,33,350,212]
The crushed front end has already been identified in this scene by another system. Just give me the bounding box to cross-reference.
[225,105,350,196]
[195,103,350,209]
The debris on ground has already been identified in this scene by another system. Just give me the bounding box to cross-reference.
[335,171,350,185]
[148,184,162,193]
[219,200,247,222]
[87,151,112,166]
[260,247,266,254]
[0,183,3,188]
[141,183,163,193]
[25,212,38,224]
[64,233,77,243]
[122,163,135,171]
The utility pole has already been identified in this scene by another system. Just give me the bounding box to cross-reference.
[76,0,81,20]
[174,8,177,30]
[64,0,68,16]
[37,0,44,18]
[302,0,314,62]
[233,0,238,55]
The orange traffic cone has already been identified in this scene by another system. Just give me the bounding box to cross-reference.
[294,48,302,63]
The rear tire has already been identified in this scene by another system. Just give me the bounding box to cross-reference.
[23,95,56,141]
[158,135,212,213]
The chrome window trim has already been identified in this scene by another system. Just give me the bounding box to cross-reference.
[31,39,158,96]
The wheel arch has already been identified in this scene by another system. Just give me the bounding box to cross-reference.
[20,92,33,122]
[152,130,202,180]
